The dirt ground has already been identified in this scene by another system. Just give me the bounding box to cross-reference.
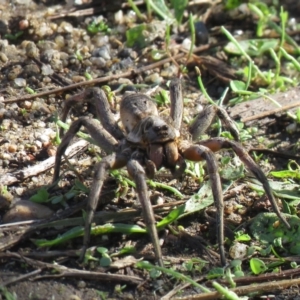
[0,1,300,299]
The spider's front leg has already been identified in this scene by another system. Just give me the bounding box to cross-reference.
[127,159,164,267]
[179,141,226,265]
[61,87,124,140]
[53,116,119,183]
[52,115,129,261]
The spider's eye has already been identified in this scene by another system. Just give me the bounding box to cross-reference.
[153,124,168,132]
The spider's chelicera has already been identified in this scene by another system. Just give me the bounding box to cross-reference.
[53,79,290,266]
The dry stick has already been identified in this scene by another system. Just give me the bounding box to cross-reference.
[3,43,217,104]
[166,260,300,299]
[162,281,201,300]
[220,265,300,285]
[34,268,143,285]
[241,101,300,123]
[0,139,88,186]
[0,213,102,253]
[0,203,180,231]
[0,206,174,253]
[174,266,300,300]
[249,148,300,160]
[3,269,42,287]
[4,252,143,286]
[173,277,300,300]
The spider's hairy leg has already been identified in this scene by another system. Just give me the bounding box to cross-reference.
[89,87,124,140]
[80,152,129,262]
[53,116,119,183]
[199,137,291,229]
[127,159,164,267]
[60,87,124,140]
[189,105,240,141]
[179,141,226,265]
[170,78,183,130]
[60,89,87,127]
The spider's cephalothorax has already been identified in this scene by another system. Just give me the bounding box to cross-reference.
[127,115,181,172]
[53,79,290,267]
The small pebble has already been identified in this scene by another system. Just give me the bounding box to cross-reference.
[25,42,39,58]
[55,35,65,48]
[8,144,17,153]
[0,52,8,63]
[0,152,11,160]
[182,38,192,50]
[156,196,164,205]
[30,145,38,152]
[160,65,177,78]
[31,176,39,182]
[41,64,54,76]
[77,280,86,289]
[286,123,297,134]
[91,35,109,47]
[22,101,32,109]
[14,78,27,88]
[145,72,163,84]
[229,242,248,259]
[35,140,42,148]
[47,146,56,157]
[37,121,46,128]
[2,200,54,223]
[114,10,124,24]
[15,187,24,196]
[90,57,106,68]
[19,19,29,30]
[68,296,81,300]
[72,75,86,83]
[36,134,49,143]
[58,21,73,33]
[18,144,25,151]
[92,45,111,60]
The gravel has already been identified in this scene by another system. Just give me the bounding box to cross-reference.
[0,0,299,299]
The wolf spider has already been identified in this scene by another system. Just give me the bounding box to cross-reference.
[53,79,290,266]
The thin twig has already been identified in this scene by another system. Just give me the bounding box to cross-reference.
[241,101,300,122]
[249,148,300,159]
[0,139,88,186]
[219,265,300,285]
[3,43,219,104]
[173,277,300,300]
[4,252,143,285]
[3,269,42,287]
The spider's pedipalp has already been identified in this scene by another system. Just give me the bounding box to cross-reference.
[170,78,183,130]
